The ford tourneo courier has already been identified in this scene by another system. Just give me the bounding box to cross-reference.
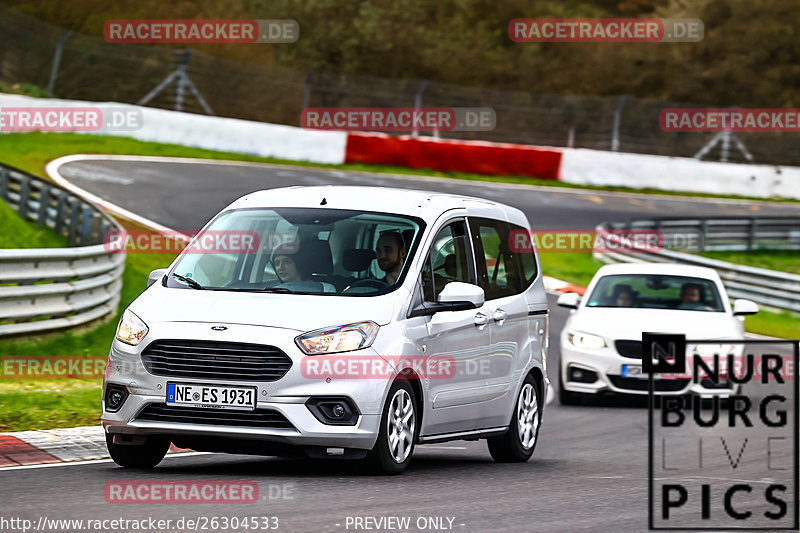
[103,186,549,474]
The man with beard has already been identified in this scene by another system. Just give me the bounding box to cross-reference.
[375,230,407,285]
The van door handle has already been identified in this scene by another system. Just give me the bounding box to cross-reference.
[493,309,507,323]
[474,312,489,327]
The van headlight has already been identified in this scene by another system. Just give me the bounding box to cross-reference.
[115,309,149,346]
[295,321,379,355]
[568,331,605,350]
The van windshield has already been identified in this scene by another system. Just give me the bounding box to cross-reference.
[585,274,725,312]
[166,208,425,296]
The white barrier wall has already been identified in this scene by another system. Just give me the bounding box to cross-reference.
[4,93,800,199]
[0,94,348,164]
[559,147,800,200]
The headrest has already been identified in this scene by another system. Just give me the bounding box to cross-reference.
[343,248,375,272]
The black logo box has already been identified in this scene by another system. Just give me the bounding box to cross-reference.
[645,334,799,531]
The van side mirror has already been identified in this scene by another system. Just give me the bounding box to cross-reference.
[437,282,485,307]
[148,268,168,288]
[408,282,484,318]
[733,299,758,316]
[557,292,581,309]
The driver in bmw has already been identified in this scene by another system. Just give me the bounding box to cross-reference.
[376,231,407,285]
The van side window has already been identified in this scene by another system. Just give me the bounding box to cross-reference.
[510,222,538,286]
[470,218,535,300]
[421,221,471,302]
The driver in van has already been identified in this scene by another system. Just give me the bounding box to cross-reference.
[376,230,407,285]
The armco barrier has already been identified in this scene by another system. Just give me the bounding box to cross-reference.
[594,218,800,312]
[345,132,562,179]
[0,164,125,336]
[619,216,800,252]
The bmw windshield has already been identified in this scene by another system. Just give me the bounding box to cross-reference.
[586,274,725,312]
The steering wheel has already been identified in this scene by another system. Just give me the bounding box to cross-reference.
[343,279,390,292]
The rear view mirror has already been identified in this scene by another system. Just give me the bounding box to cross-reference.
[557,292,581,309]
[147,268,168,287]
[733,299,758,316]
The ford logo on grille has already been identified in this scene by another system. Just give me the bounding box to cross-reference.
[211,326,228,331]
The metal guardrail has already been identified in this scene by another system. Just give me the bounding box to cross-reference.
[618,216,800,252]
[594,217,800,312]
[0,164,125,336]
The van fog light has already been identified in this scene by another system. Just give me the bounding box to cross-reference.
[306,397,360,426]
[105,385,129,412]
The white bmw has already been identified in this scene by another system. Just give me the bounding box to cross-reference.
[557,263,759,403]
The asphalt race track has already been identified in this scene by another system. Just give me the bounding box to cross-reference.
[1,159,795,532]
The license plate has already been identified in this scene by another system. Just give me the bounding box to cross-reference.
[621,364,647,379]
[166,383,256,411]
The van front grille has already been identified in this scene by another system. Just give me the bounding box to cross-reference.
[141,340,292,381]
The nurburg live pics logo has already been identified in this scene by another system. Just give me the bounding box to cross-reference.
[645,333,799,530]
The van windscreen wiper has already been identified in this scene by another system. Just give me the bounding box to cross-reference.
[172,273,206,290]
[260,287,294,293]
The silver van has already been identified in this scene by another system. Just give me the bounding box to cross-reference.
[103,186,549,474]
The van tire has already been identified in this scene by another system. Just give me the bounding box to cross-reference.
[365,380,417,475]
[106,434,170,469]
[488,374,541,463]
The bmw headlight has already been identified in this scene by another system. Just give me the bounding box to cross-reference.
[296,321,380,355]
[115,309,149,346]
[568,331,606,350]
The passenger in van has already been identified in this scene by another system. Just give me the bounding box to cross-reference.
[272,241,309,283]
[376,230,407,285]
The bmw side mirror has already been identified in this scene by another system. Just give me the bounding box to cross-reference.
[732,299,758,316]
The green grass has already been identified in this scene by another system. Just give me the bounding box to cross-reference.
[0,380,102,431]
[0,199,67,248]
[701,249,800,276]
[538,252,600,288]
[1,132,799,204]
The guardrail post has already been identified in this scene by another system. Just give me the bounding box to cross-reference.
[37,186,50,227]
[67,199,81,246]
[17,176,30,220]
[0,168,8,202]
[54,192,67,236]
[80,207,94,245]
[748,218,757,251]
